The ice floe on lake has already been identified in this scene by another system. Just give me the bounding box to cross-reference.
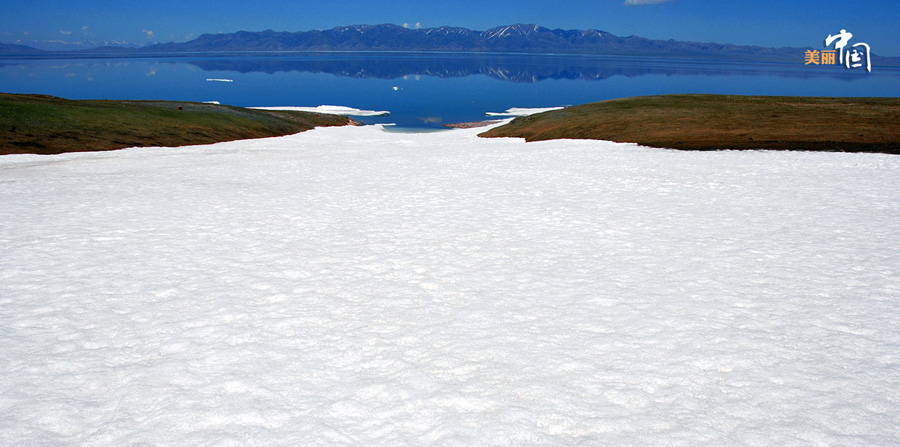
[250,105,391,116]
[1,125,899,446]
[486,106,565,116]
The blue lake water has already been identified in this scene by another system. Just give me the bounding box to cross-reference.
[2,53,899,130]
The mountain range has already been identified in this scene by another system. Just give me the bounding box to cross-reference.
[2,24,897,64]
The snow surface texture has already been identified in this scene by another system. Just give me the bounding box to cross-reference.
[1,125,899,446]
[486,107,565,116]
[250,105,391,117]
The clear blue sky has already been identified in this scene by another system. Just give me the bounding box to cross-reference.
[2,0,898,56]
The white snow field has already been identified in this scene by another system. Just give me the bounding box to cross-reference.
[1,124,899,446]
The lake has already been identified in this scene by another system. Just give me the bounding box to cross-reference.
[2,53,899,130]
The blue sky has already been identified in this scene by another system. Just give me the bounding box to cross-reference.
[2,0,898,56]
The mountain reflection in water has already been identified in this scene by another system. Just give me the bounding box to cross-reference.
[183,53,866,83]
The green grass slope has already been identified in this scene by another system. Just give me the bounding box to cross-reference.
[1,93,351,155]
[480,94,900,154]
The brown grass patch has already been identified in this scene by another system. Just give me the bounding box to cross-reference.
[480,94,900,154]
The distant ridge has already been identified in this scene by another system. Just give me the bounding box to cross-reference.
[2,24,898,64]
[142,24,805,62]
[0,43,47,55]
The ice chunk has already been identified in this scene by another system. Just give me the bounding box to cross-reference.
[486,106,565,116]
[249,105,390,117]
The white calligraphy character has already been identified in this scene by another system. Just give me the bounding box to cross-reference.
[848,42,871,72]
[825,29,853,65]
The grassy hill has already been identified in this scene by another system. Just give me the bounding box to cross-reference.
[480,94,900,154]
[1,93,351,155]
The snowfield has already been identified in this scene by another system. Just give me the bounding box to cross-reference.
[2,124,899,446]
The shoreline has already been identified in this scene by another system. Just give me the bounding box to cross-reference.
[443,120,506,129]
[4,93,900,155]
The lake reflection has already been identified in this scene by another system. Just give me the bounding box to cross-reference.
[2,53,898,129]
[185,53,872,82]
